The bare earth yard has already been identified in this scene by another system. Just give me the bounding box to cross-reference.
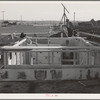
[0,80,100,93]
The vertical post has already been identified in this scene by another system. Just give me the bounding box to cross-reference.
[23,52,25,64]
[59,51,61,65]
[16,52,20,65]
[87,51,89,65]
[36,51,38,64]
[11,52,13,65]
[2,11,5,21]
[61,33,63,38]
[4,51,7,68]
[48,51,50,64]
[91,51,94,65]
[64,8,65,25]
[74,12,75,28]
[94,52,97,65]
[36,38,37,46]
[31,52,33,65]
[20,52,22,64]
[16,52,17,65]
[29,51,31,65]
[52,51,54,64]
[48,38,50,46]
[11,52,16,65]
[21,52,24,64]
[77,51,79,65]
[73,52,76,65]
[21,16,22,25]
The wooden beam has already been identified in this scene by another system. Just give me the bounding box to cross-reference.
[3,51,7,68]
[13,38,27,47]
[6,64,100,69]
[2,46,100,50]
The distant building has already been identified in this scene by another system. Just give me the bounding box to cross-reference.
[78,21,93,28]
[1,21,17,27]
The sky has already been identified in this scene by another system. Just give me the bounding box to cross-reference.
[0,1,100,21]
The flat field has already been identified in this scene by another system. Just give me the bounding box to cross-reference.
[0,25,50,34]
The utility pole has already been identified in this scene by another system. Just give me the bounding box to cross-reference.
[74,12,75,28]
[21,16,22,25]
[2,11,5,21]
[32,18,33,25]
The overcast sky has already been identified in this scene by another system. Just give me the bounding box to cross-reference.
[0,1,100,21]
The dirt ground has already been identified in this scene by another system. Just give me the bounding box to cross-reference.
[0,80,100,93]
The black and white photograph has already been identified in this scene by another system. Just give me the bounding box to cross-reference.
[0,1,100,94]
